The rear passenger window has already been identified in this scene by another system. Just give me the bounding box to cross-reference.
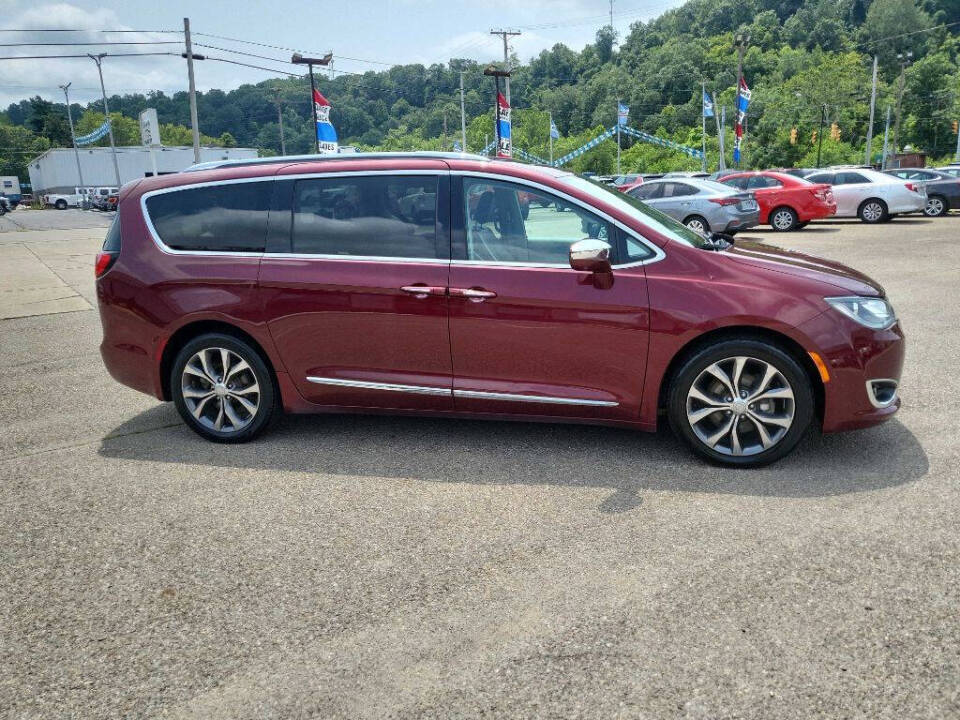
[292,175,440,258]
[145,181,271,252]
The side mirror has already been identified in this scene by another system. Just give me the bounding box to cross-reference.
[569,238,612,273]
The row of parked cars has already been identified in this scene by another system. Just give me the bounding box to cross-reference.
[43,186,119,211]
[596,163,960,235]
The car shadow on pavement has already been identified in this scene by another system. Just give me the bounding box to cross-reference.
[98,404,929,513]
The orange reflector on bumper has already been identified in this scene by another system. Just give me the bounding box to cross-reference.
[809,351,830,383]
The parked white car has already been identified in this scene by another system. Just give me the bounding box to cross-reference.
[803,168,926,223]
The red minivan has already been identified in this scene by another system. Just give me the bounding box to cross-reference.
[96,153,904,467]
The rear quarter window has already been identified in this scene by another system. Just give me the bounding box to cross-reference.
[144,181,272,252]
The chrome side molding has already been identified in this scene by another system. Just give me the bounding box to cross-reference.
[305,376,618,407]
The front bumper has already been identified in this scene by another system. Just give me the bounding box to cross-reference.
[798,310,905,433]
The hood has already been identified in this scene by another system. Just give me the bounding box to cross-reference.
[722,240,884,297]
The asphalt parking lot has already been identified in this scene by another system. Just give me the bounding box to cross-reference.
[1,207,957,719]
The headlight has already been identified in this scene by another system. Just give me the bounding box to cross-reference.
[825,296,896,329]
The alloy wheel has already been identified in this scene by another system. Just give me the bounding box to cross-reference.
[861,202,884,222]
[925,197,945,217]
[772,209,795,230]
[686,217,708,235]
[180,347,260,433]
[685,355,795,457]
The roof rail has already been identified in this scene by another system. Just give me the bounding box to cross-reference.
[183,150,490,173]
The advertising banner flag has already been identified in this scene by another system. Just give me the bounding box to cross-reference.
[733,77,750,163]
[550,118,560,140]
[496,91,511,158]
[617,102,629,126]
[313,89,338,154]
[75,120,111,146]
[702,91,714,118]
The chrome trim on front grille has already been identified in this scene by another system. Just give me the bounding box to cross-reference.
[866,378,899,409]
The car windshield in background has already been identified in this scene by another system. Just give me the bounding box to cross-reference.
[560,175,714,249]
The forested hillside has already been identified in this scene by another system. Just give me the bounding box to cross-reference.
[2,0,959,179]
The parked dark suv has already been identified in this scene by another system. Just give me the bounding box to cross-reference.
[96,153,904,467]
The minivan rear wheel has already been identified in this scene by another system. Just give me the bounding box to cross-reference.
[667,340,814,467]
[171,333,276,443]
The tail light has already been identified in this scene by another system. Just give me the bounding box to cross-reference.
[709,196,740,206]
[905,182,918,192]
[94,251,117,278]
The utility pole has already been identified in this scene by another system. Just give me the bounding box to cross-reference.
[816,104,826,168]
[701,81,708,173]
[489,29,520,106]
[59,82,85,191]
[183,18,202,164]
[88,53,121,187]
[955,114,960,162]
[881,105,892,169]
[893,51,912,158]
[865,55,878,166]
[717,105,726,170]
[459,71,467,152]
[274,90,286,155]
[442,111,448,151]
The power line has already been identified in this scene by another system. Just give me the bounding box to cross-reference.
[0,52,179,60]
[0,40,181,47]
[0,28,180,33]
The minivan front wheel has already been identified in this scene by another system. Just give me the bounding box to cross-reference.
[171,333,275,443]
[667,340,813,467]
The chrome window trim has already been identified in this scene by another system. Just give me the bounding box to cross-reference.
[138,168,665,267]
[305,376,619,407]
[453,170,665,268]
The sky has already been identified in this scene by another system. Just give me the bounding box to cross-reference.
[0,0,685,108]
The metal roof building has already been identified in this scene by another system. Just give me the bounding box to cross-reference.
[27,146,259,194]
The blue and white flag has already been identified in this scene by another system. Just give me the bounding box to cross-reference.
[496,92,511,158]
[313,89,338,154]
[453,141,462,152]
[617,102,629,126]
[550,118,560,140]
[702,91,714,118]
[75,120,111,146]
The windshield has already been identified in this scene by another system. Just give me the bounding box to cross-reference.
[560,175,715,249]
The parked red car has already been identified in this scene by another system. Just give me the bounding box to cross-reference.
[716,171,836,230]
[96,153,903,466]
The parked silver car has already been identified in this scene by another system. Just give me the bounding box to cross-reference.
[803,168,926,223]
[628,178,759,234]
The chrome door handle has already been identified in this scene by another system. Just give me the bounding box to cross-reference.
[400,285,446,298]
[450,287,497,302]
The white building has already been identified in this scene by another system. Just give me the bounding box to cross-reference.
[27,146,258,194]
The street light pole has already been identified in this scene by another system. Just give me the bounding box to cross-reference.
[274,90,286,155]
[59,82,85,191]
[865,55,878,166]
[88,53,121,187]
[483,65,511,158]
[292,52,333,154]
[733,32,750,169]
[893,51,912,157]
[459,71,467,152]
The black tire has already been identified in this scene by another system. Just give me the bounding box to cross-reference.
[55,199,68,210]
[683,215,710,235]
[171,333,276,443]
[924,194,949,217]
[769,205,798,231]
[667,339,814,467]
[857,198,888,223]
